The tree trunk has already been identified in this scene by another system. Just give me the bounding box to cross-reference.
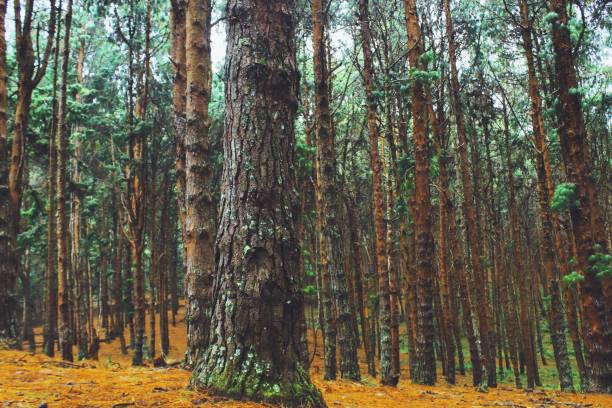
[56,0,73,362]
[2,0,57,343]
[443,0,493,386]
[518,0,574,391]
[0,0,14,343]
[346,197,375,376]
[429,94,456,385]
[189,2,325,406]
[548,0,612,392]
[358,0,395,387]
[128,0,151,367]
[43,0,62,355]
[404,0,436,385]
[311,0,359,382]
[503,104,537,389]
[20,249,34,351]
[159,186,171,357]
[170,0,187,267]
[184,0,215,367]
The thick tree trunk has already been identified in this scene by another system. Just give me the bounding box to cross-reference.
[548,0,612,392]
[183,0,215,367]
[404,0,436,385]
[189,2,325,406]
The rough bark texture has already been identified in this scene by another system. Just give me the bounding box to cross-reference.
[189,2,325,406]
[405,0,436,386]
[519,0,574,391]
[548,0,612,393]
[311,0,360,382]
[358,0,395,387]
[184,0,215,367]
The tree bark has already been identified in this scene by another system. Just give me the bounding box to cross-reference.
[503,103,537,389]
[56,0,73,362]
[518,0,574,391]
[189,2,325,406]
[548,0,612,392]
[429,93,456,385]
[184,0,215,367]
[443,0,493,387]
[43,0,62,356]
[127,0,151,366]
[170,0,187,267]
[311,0,360,382]
[404,0,436,385]
[1,0,56,343]
[358,0,395,386]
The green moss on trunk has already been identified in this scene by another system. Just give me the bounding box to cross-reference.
[191,353,326,407]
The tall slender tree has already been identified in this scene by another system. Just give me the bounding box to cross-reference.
[358,0,396,386]
[517,0,573,391]
[443,0,493,387]
[404,0,436,385]
[56,0,74,362]
[126,0,151,366]
[311,0,360,381]
[184,0,215,367]
[0,0,12,342]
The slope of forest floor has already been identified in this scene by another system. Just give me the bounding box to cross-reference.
[1,309,611,407]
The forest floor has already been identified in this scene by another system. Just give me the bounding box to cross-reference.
[1,308,611,407]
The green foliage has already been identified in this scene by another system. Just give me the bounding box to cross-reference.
[409,68,440,83]
[550,183,578,213]
[419,50,435,65]
[588,246,612,279]
[562,271,585,286]
[543,12,559,24]
[302,285,316,296]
